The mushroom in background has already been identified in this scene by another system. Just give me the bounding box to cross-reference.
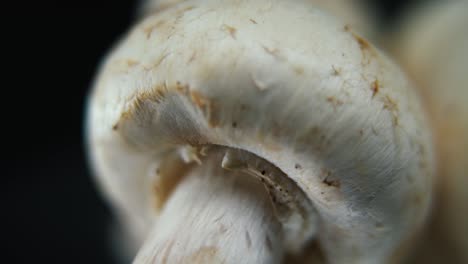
[86,0,435,263]
[386,1,468,263]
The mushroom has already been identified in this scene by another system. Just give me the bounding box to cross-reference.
[86,0,434,263]
[389,1,468,263]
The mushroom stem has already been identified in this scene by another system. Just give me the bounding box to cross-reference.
[134,154,284,264]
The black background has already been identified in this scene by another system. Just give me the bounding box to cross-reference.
[3,0,424,263]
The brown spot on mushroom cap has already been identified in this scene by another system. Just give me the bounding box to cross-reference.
[154,53,170,69]
[295,126,331,153]
[206,101,221,128]
[249,18,258,24]
[382,96,397,111]
[186,246,219,263]
[348,32,378,67]
[321,168,341,188]
[332,65,342,76]
[382,95,400,126]
[222,24,237,39]
[371,79,380,98]
[143,20,167,39]
[293,65,304,75]
[251,74,270,91]
[190,90,208,108]
[175,81,190,94]
[353,33,371,51]
[262,45,283,60]
[126,59,139,67]
[323,177,341,188]
[327,96,344,110]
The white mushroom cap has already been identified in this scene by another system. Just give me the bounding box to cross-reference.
[140,0,375,38]
[390,1,468,262]
[87,0,434,263]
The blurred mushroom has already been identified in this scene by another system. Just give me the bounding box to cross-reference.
[389,1,468,263]
[87,0,434,263]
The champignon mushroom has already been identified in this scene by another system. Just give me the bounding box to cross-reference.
[86,0,434,263]
[389,1,468,263]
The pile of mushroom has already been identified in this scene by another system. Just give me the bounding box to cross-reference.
[388,1,468,263]
[86,0,435,263]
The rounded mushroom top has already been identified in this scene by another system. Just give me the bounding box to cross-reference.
[87,0,434,262]
[140,0,375,37]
